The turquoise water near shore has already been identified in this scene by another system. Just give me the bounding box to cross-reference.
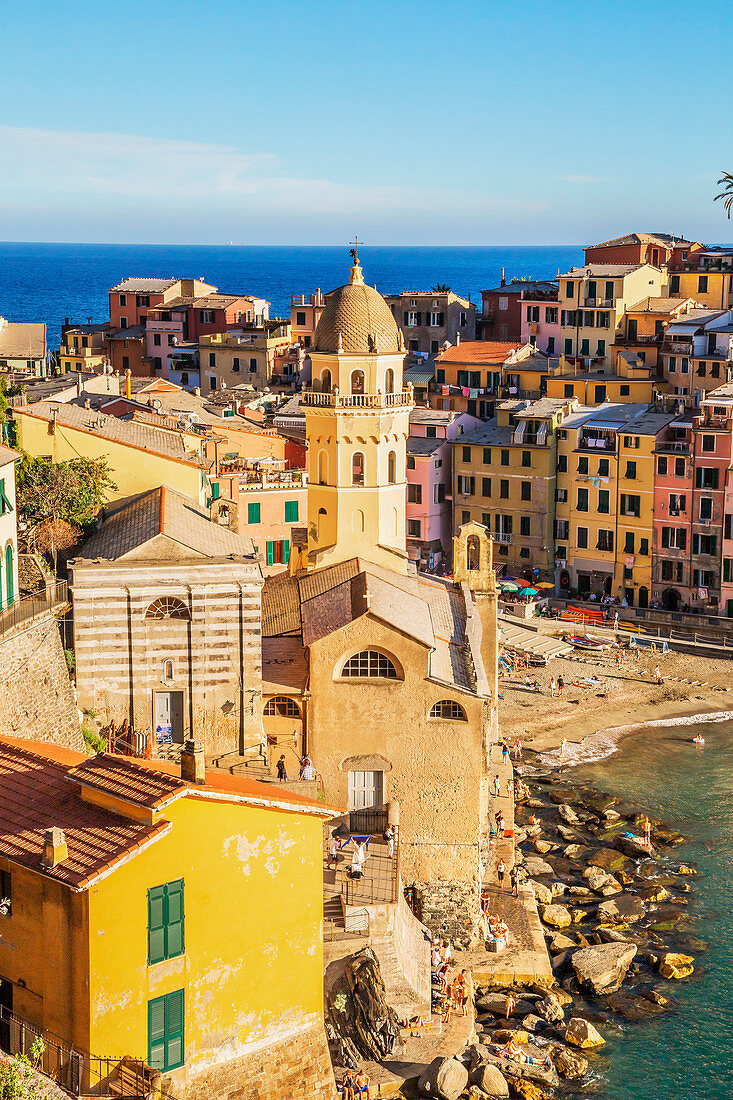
[571,718,733,1098]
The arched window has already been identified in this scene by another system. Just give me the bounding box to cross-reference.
[145,597,190,620]
[318,449,328,485]
[163,660,174,682]
[385,368,395,394]
[352,452,365,486]
[352,509,365,533]
[264,696,302,717]
[351,369,365,395]
[317,507,327,540]
[429,700,468,721]
[321,369,331,393]
[388,450,396,484]
[5,544,13,608]
[467,534,480,571]
[341,650,399,679]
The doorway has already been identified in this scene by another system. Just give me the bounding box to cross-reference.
[638,586,649,609]
[663,587,681,611]
[348,770,384,810]
[0,978,12,1053]
[154,691,184,745]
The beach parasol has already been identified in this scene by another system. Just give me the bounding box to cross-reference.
[501,576,519,583]
[519,587,539,596]
[499,581,521,591]
[535,582,555,590]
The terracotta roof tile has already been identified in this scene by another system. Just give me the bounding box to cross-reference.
[437,341,521,364]
[67,754,187,809]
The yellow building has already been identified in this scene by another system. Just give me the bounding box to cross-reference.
[0,444,20,608]
[451,397,576,577]
[59,323,111,373]
[200,324,296,392]
[559,263,665,368]
[544,351,658,406]
[0,736,339,1100]
[613,295,701,372]
[13,401,208,508]
[293,254,414,575]
[669,253,733,310]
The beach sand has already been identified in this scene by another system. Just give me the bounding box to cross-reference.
[498,642,732,754]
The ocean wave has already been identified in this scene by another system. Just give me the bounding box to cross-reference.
[538,710,733,767]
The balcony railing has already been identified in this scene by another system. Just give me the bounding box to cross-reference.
[662,340,694,353]
[492,532,513,545]
[0,581,68,637]
[584,297,613,308]
[237,469,307,490]
[301,387,414,410]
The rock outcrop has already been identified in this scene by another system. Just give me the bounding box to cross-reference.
[571,942,637,994]
[325,948,400,1068]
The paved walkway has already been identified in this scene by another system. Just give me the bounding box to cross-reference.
[469,744,552,986]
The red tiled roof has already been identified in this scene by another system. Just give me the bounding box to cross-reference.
[436,341,521,364]
[0,739,170,891]
[67,754,186,809]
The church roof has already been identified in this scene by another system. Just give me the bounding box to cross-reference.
[314,260,403,355]
[261,559,481,695]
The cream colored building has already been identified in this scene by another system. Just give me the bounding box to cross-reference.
[0,444,20,608]
[260,257,500,942]
[559,263,665,368]
[200,324,297,392]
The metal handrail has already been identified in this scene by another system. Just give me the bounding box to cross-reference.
[0,581,68,637]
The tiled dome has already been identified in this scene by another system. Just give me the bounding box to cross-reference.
[314,262,403,355]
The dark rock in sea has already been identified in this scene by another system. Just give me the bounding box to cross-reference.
[571,942,637,994]
[586,848,635,875]
[578,789,619,814]
[551,1044,589,1078]
[602,990,665,1020]
[564,1016,606,1049]
[597,895,646,925]
[614,835,656,860]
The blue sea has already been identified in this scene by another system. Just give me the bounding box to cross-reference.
[0,243,584,348]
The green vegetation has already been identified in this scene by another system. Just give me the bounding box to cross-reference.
[0,1037,45,1099]
[431,283,450,292]
[82,724,107,755]
[15,454,116,567]
[63,648,76,672]
[715,171,733,218]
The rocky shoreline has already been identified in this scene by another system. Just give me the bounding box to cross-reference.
[416,762,702,1100]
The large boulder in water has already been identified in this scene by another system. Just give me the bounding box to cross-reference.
[659,952,695,979]
[470,1063,509,1097]
[552,1045,589,1078]
[564,1017,606,1049]
[615,834,656,859]
[597,895,645,924]
[571,942,637,994]
[540,904,572,929]
[586,848,635,874]
[418,1057,468,1099]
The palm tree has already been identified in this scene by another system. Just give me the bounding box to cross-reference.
[431,283,450,292]
[714,172,733,218]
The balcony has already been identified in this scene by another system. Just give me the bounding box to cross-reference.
[616,333,660,346]
[662,340,694,353]
[584,297,613,308]
[301,387,414,410]
[492,532,513,545]
[237,469,307,490]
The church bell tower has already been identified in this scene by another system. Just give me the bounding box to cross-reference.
[297,250,413,574]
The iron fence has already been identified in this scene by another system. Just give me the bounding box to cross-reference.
[0,582,68,637]
[348,807,388,834]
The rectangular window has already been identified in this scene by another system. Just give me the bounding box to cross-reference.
[500,449,509,466]
[696,467,719,489]
[266,540,274,566]
[296,311,306,326]
[483,447,491,465]
[625,461,637,480]
[598,489,609,514]
[681,357,689,374]
[425,426,437,439]
[578,455,589,475]
[482,512,491,528]
[0,870,11,917]
[247,501,261,525]
[577,487,589,511]
[580,338,590,356]
[482,477,491,497]
[500,479,509,499]
[557,454,567,473]
[577,526,588,549]
[284,500,299,523]
[153,357,162,371]
[148,989,184,1073]
[605,281,615,301]
[598,458,609,477]
[521,481,531,501]
[596,529,613,552]
[0,480,13,515]
[620,494,640,517]
[698,275,708,293]
[520,516,530,537]
[249,358,258,372]
[407,519,421,538]
[564,338,573,356]
[657,456,668,476]
[407,484,422,504]
[556,519,569,540]
[596,340,606,357]
[624,531,634,553]
[148,880,184,964]
[153,333,161,346]
[457,475,475,496]
[546,307,558,324]
[547,336,555,354]
[119,294,127,306]
[639,538,649,556]
[232,357,240,372]
[566,282,574,297]
[702,435,716,453]
[675,457,686,478]
[522,451,531,468]
[462,510,471,524]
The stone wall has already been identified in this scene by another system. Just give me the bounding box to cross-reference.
[410,879,482,950]
[171,1022,335,1100]
[0,611,82,750]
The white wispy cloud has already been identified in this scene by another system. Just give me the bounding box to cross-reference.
[558,174,600,185]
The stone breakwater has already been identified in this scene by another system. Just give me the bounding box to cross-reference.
[414,764,702,1100]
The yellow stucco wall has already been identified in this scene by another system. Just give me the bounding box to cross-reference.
[86,794,325,1088]
[14,412,205,507]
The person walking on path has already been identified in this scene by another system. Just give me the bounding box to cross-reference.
[276,755,287,781]
[614,612,619,632]
[493,774,501,796]
[512,738,522,760]
[557,675,564,696]
[505,993,516,1019]
[550,677,557,697]
[497,857,506,890]
[642,814,651,845]
[655,664,664,685]
[560,738,567,759]
[501,740,510,764]
[327,833,339,870]
[383,823,395,857]
[510,865,519,897]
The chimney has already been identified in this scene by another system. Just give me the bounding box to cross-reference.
[500,267,506,288]
[180,739,206,785]
[125,368,131,400]
[455,332,461,346]
[76,375,82,397]
[41,827,68,869]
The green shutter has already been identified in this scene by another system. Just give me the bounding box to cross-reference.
[165,880,184,958]
[283,540,290,565]
[0,481,11,516]
[148,886,166,964]
[148,996,167,1070]
[266,541,274,566]
[212,482,220,501]
[248,501,261,524]
[165,990,185,1070]
[285,500,298,523]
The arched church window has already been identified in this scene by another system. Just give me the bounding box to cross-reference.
[317,507,327,539]
[321,369,331,393]
[385,368,395,394]
[429,700,467,721]
[264,696,301,717]
[388,450,396,484]
[340,650,401,679]
[351,370,365,395]
[163,660,174,682]
[352,452,365,486]
[145,597,190,620]
[318,449,328,484]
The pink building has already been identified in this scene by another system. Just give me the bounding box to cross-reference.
[652,418,694,609]
[406,408,481,570]
[109,277,217,331]
[215,465,308,577]
[519,295,561,356]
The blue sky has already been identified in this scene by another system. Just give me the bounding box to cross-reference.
[1,0,731,244]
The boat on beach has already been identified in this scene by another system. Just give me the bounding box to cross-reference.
[567,634,611,651]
